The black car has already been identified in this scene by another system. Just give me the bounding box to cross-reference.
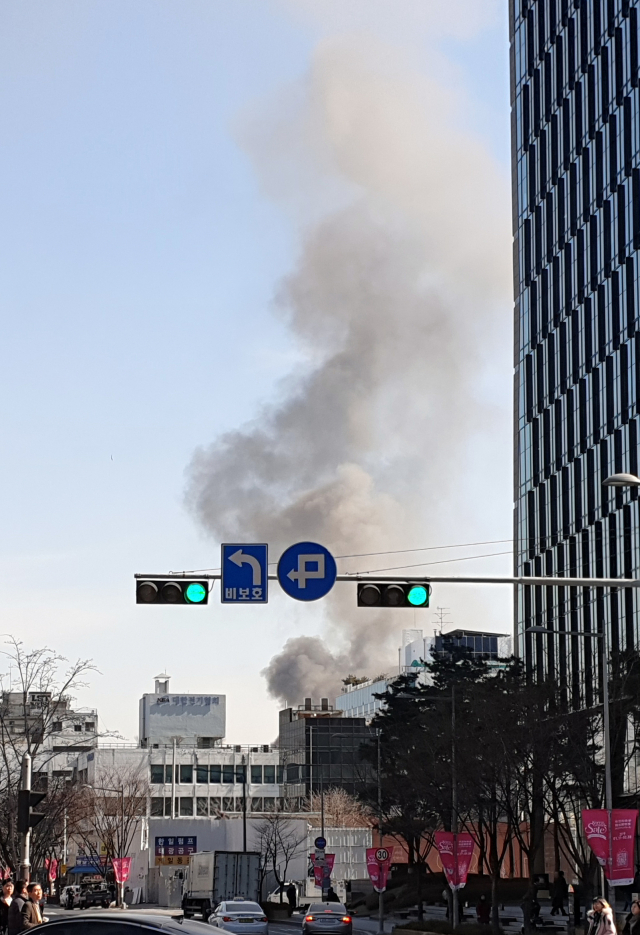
[78,886,112,910]
[42,910,211,935]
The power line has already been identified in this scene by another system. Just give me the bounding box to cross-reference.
[343,550,512,575]
[171,538,512,576]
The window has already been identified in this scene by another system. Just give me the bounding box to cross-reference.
[277,766,284,784]
[251,797,263,812]
[74,725,82,732]
[150,797,164,817]
[196,797,208,817]
[223,796,234,811]
[222,765,234,784]
[179,797,193,817]
[196,766,208,784]
[263,765,276,784]
[209,797,221,814]
[251,765,262,784]
[235,797,245,812]
[150,765,165,784]
[210,765,221,783]
[179,765,193,784]
[263,797,275,811]
[235,765,246,783]
[165,765,172,784]
[52,722,62,732]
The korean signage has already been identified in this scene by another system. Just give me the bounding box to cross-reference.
[366,847,394,893]
[73,856,108,870]
[155,836,197,867]
[583,809,639,886]
[435,832,475,890]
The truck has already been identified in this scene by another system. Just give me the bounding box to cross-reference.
[182,851,261,920]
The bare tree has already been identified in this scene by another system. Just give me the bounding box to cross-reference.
[255,809,306,904]
[0,638,104,872]
[305,788,373,828]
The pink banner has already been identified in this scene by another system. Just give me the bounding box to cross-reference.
[366,847,394,893]
[45,858,59,882]
[582,809,638,886]
[435,832,475,890]
[310,854,335,888]
[112,857,132,884]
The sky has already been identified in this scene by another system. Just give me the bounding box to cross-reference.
[0,0,512,744]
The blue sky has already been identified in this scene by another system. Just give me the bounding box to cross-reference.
[0,1,511,742]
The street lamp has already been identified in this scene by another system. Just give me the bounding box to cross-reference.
[602,473,640,487]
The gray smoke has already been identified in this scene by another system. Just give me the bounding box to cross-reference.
[185,37,511,705]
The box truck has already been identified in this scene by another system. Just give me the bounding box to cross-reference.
[182,851,261,919]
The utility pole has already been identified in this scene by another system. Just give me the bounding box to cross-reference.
[18,753,32,882]
[119,785,125,908]
[451,686,459,929]
[171,739,176,819]
[242,754,247,852]
[377,729,384,935]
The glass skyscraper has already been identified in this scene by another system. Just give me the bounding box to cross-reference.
[511,0,640,705]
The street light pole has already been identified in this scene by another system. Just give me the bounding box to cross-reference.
[451,686,459,930]
[18,753,32,883]
[376,729,384,935]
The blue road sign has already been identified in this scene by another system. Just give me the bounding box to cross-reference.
[277,541,337,602]
[315,836,327,850]
[221,544,268,603]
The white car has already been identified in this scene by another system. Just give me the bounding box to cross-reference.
[61,885,81,909]
[208,900,268,935]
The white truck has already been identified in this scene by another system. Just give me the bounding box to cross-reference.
[182,851,261,920]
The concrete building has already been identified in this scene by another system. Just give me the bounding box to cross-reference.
[510,0,640,703]
[139,675,225,748]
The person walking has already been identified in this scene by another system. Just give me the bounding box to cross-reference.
[286,884,297,911]
[587,898,617,935]
[476,895,491,925]
[20,884,43,930]
[8,882,27,935]
[0,881,14,935]
[624,899,640,935]
[551,871,569,916]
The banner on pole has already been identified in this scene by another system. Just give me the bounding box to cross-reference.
[112,857,132,884]
[366,847,394,893]
[582,809,639,886]
[435,832,475,890]
[44,858,59,882]
[310,853,335,888]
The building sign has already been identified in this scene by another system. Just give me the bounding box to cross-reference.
[73,856,108,870]
[155,836,197,867]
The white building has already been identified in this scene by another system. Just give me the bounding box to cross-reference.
[139,675,226,748]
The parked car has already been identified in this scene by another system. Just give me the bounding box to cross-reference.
[78,883,112,909]
[302,904,352,935]
[208,900,268,935]
[60,886,81,909]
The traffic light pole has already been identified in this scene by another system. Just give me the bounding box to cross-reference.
[19,753,32,883]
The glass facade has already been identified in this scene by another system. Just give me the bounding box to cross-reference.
[511,0,640,704]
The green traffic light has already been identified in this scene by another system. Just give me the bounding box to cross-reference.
[407,585,429,606]
[185,582,207,604]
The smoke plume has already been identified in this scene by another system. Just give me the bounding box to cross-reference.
[185,36,511,705]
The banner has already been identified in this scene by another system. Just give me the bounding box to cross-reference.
[435,832,475,890]
[44,858,59,882]
[310,853,335,888]
[366,847,394,893]
[112,857,132,884]
[582,809,639,886]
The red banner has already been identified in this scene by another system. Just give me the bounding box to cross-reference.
[435,832,475,890]
[366,847,394,893]
[44,858,59,882]
[310,853,335,888]
[582,809,639,886]
[112,857,132,884]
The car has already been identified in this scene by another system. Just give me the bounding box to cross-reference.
[302,904,352,935]
[41,909,211,935]
[78,884,112,909]
[207,900,268,935]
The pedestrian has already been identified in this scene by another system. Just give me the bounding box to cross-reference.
[326,887,339,903]
[551,871,569,916]
[0,881,14,935]
[8,882,27,935]
[20,884,44,930]
[286,884,297,911]
[476,895,491,925]
[624,899,640,935]
[587,898,617,935]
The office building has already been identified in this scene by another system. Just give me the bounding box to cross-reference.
[511,0,640,703]
[278,699,375,798]
[139,675,225,748]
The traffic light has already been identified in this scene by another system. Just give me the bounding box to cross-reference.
[357,582,431,608]
[136,578,209,605]
[17,790,46,834]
